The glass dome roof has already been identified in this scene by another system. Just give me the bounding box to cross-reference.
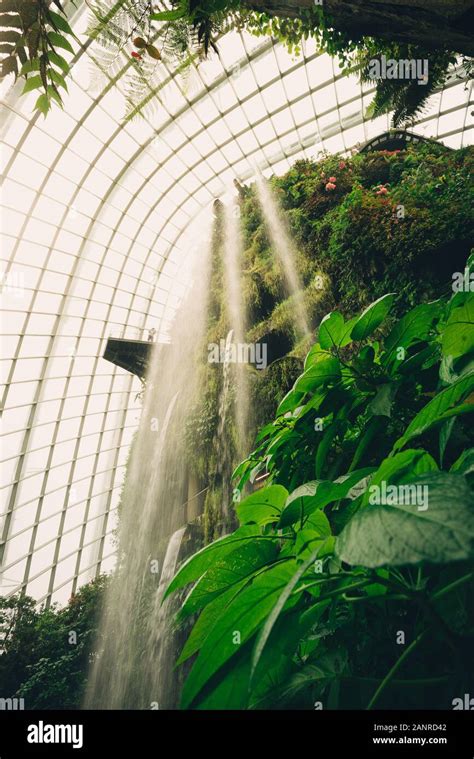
[1,0,472,606]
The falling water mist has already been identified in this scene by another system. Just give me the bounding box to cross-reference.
[85,239,212,710]
[222,200,250,456]
[85,179,311,709]
[255,171,310,338]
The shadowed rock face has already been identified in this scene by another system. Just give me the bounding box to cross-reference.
[258,330,293,367]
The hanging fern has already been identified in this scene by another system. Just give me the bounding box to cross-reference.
[4,1,472,124]
[85,0,151,91]
[356,43,462,127]
[84,1,217,121]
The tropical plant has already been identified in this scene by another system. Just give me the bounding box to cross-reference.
[184,142,473,541]
[2,0,472,122]
[0,0,76,116]
[0,576,108,709]
[166,257,474,709]
[355,42,459,127]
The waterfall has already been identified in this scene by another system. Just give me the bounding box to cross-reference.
[85,179,311,709]
[213,329,235,528]
[85,239,211,709]
[222,200,250,456]
[145,525,186,709]
[255,171,311,338]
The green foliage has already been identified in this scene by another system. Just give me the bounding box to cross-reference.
[0,576,108,708]
[167,264,474,709]
[86,0,233,120]
[0,0,75,116]
[355,41,462,127]
[7,1,472,123]
[338,470,474,567]
[185,142,472,566]
[268,145,473,318]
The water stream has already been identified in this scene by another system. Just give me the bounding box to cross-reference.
[85,242,211,709]
[255,171,310,338]
[222,200,250,456]
[86,182,309,708]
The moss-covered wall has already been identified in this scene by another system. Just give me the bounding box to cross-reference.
[184,141,474,540]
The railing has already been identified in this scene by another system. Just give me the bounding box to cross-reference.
[108,327,151,341]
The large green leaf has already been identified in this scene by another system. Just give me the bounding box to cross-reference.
[164,525,264,598]
[250,545,329,681]
[34,94,50,116]
[276,387,305,416]
[267,650,348,707]
[181,540,279,617]
[439,353,474,385]
[451,447,474,477]
[193,644,252,710]
[236,484,288,525]
[393,373,474,451]
[22,75,43,94]
[180,560,299,708]
[278,468,375,528]
[177,580,248,665]
[350,293,395,341]
[442,295,474,359]
[47,9,73,35]
[337,472,474,567]
[195,606,321,709]
[318,311,345,349]
[295,530,335,560]
[368,382,399,417]
[48,50,70,74]
[49,68,68,91]
[293,357,341,394]
[382,301,442,371]
[361,449,438,507]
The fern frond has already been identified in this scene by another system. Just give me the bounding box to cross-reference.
[356,42,458,127]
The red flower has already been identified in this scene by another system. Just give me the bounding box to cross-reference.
[325,182,336,191]
[131,51,142,60]
[329,176,336,183]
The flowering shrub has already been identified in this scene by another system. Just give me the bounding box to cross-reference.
[262,142,474,318]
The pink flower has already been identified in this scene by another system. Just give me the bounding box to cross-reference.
[338,161,346,169]
[377,186,388,195]
[329,176,337,183]
[325,182,336,191]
